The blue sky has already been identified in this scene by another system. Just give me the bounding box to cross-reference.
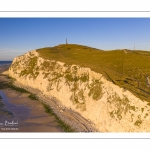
[1,18,150,60]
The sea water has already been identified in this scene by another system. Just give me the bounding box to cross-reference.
[0,61,12,66]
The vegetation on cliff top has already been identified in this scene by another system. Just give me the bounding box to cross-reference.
[37,44,150,101]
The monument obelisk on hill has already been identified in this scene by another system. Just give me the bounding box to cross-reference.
[66,38,68,44]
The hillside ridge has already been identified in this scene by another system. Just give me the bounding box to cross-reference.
[7,46,150,132]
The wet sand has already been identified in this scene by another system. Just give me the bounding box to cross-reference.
[0,89,64,132]
[0,65,64,132]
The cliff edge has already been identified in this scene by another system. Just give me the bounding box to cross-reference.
[8,45,150,132]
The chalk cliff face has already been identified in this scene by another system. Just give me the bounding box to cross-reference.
[8,50,150,132]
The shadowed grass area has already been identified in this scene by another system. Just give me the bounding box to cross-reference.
[0,80,29,93]
[28,94,38,101]
[37,44,150,101]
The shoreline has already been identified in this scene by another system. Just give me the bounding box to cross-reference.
[0,89,64,132]
[0,64,96,132]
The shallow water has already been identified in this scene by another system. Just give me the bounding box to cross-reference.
[0,61,12,66]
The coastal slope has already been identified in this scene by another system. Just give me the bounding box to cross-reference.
[8,44,150,132]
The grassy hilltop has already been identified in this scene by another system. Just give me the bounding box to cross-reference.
[36,44,150,101]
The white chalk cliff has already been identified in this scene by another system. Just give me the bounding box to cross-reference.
[8,50,150,132]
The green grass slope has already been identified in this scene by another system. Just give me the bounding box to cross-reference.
[36,44,150,101]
